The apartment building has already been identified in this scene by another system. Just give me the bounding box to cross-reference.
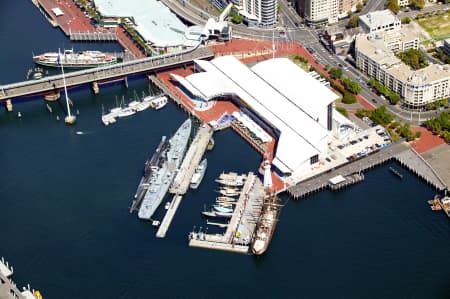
[355,30,450,107]
[359,10,401,34]
[295,0,338,25]
[215,0,277,25]
[295,0,359,26]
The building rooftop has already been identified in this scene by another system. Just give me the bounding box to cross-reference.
[356,34,401,67]
[359,9,399,29]
[172,56,339,173]
[94,0,188,48]
[356,33,450,82]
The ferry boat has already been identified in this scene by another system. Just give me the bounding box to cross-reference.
[33,50,117,68]
[150,96,168,110]
[190,158,207,189]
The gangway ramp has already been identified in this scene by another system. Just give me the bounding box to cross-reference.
[170,124,213,195]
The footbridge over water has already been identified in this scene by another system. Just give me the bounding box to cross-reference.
[0,46,214,110]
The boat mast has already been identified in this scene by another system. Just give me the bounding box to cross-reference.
[59,49,72,118]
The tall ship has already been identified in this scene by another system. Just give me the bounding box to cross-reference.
[138,119,192,220]
[33,49,117,68]
[251,194,279,255]
[130,136,169,212]
[251,158,280,255]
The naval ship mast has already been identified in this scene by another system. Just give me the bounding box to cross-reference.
[58,49,76,125]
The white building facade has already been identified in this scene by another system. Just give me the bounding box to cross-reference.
[355,31,450,108]
[359,10,401,34]
[238,0,278,26]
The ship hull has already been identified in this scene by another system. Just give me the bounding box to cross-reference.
[251,198,279,255]
[137,119,191,220]
[190,158,207,189]
[34,59,117,68]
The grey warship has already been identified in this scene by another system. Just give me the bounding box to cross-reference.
[130,136,169,213]
[138,119,192,220]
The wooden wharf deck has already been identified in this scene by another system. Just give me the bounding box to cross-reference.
[188,172,265,254]
[156,195,183,238]
[147,75,198,118]
[287,142,447,199]
[395,148,446,190]
[0,47,214,103]
[170,125,213,195]
[69,30,118,41]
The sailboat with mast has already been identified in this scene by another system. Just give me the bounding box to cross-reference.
[251,157,281,255]
[58,49,76,125]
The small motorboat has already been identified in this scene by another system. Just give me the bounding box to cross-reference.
[213,205,233,213]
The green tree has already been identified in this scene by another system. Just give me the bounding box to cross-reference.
[370,105,394,126]
[347,15,359,28]
[388,92,401,105]
[401,17,411,24]
[342,91,357,104]
[396,49,428,70]
[386,0,400,14]
[356,108,371,119]
[357,2,363,11]
[336,106,349,117]
[410,0,426,9]
[329,67,343,79]
[341,77,362,94]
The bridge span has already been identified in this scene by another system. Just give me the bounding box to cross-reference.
[0,46,214,109]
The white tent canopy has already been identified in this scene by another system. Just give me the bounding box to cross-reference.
[51,7,64,17]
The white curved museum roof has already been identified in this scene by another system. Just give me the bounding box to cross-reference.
[94,0,187,48]
[172,56,338,173]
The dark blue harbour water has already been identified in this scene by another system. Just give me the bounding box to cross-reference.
[1,2,450,298]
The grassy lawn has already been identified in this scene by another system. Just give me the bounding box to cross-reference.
[289,55,310,72]
[190,0,221,15]
[417,11,450,39]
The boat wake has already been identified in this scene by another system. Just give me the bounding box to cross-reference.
[75,131,92,135]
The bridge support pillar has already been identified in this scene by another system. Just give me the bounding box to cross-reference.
[92,82,99,94]
[124,76,128,88]
[5,99,13,112]
[44,91,61,101]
